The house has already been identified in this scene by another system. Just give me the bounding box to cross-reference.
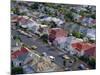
[70,6,87,13]
[11,47,28,59]
[71,38,83,44]
[63,36,83,53]
[18,16,40,33]
[11,47,21,53]
[72,42,96,56]
[18,16,31,28]
[81,17,96,27]
[48,28,67,42]
[40,16,64,27]
[11,47,33,67]
[52,17,64,26]
[48,28,68,49]
[86,29,96,40]
[53,36,67,49]
[79,28,96,40]
[39,16,52,22]
[84,46,96,57]
[63,22,80,33]
[79,26,88,35]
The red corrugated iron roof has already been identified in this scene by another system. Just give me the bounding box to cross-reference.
[72,42,96,56]
[84,46,96,56]
[48,28,67,38]
[72,42,95,51]
[11,47,28,59]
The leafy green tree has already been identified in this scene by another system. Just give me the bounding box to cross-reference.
[79,56,89,63]
[13,36,21,41]
[20,12,26,16]
[13,7,20,15]
[91,14,96,19]
[11,67,24,74]
[11,61,14,68]
[79,56,96,69]
[72,31,84,39]
[50,21,57,28]
[88,58,96,69]
[92,25,96,29]
[72,32,81,38]
[65,12,73,21]
[80,33,85,39]
[40,34,48,43]
[30,3,39,10]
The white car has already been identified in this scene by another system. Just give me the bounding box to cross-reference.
[49,56,55,62]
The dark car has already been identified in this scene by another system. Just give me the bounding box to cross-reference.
[78,64,86,70]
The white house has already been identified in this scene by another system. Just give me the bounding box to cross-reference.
[40,16,52,22]
[86,29,96,40]
[18,16,40,33]
[40,16,64,27]
[81,17,95,27]
[53,37,67,49]
[52,17,64,26]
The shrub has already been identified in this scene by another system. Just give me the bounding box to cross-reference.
[11,67,24,74]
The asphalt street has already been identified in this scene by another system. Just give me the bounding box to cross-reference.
[11,29,89,71]
[11,29,67,69]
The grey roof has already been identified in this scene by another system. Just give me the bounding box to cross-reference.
[17,53,29,61]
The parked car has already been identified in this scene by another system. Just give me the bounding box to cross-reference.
[78,64,86,70]
[64,68,72,71]
[31,45,37,50]
[62,55,70,60]
[49,56,55,62]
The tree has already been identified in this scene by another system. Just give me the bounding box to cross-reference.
[50,21,57,28]
[79,56,96,69]
[91,14,96,19]
[40,34,48,43]
[30,3,39,10]
[65,12,73,21]
[72,32,80,38]
[14,7,20,15]
[63,59,66,67]
[13,35,22,46]
[88,58,96,69]
[80,33,85,39]
[72,32,84,39]
[20,12,26,16]
[79,56,89,63]
[15,22,20,29]
[11,61,14,68]
[13,35,21,42]
[92,25,96,29]
[11,67,24,74]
